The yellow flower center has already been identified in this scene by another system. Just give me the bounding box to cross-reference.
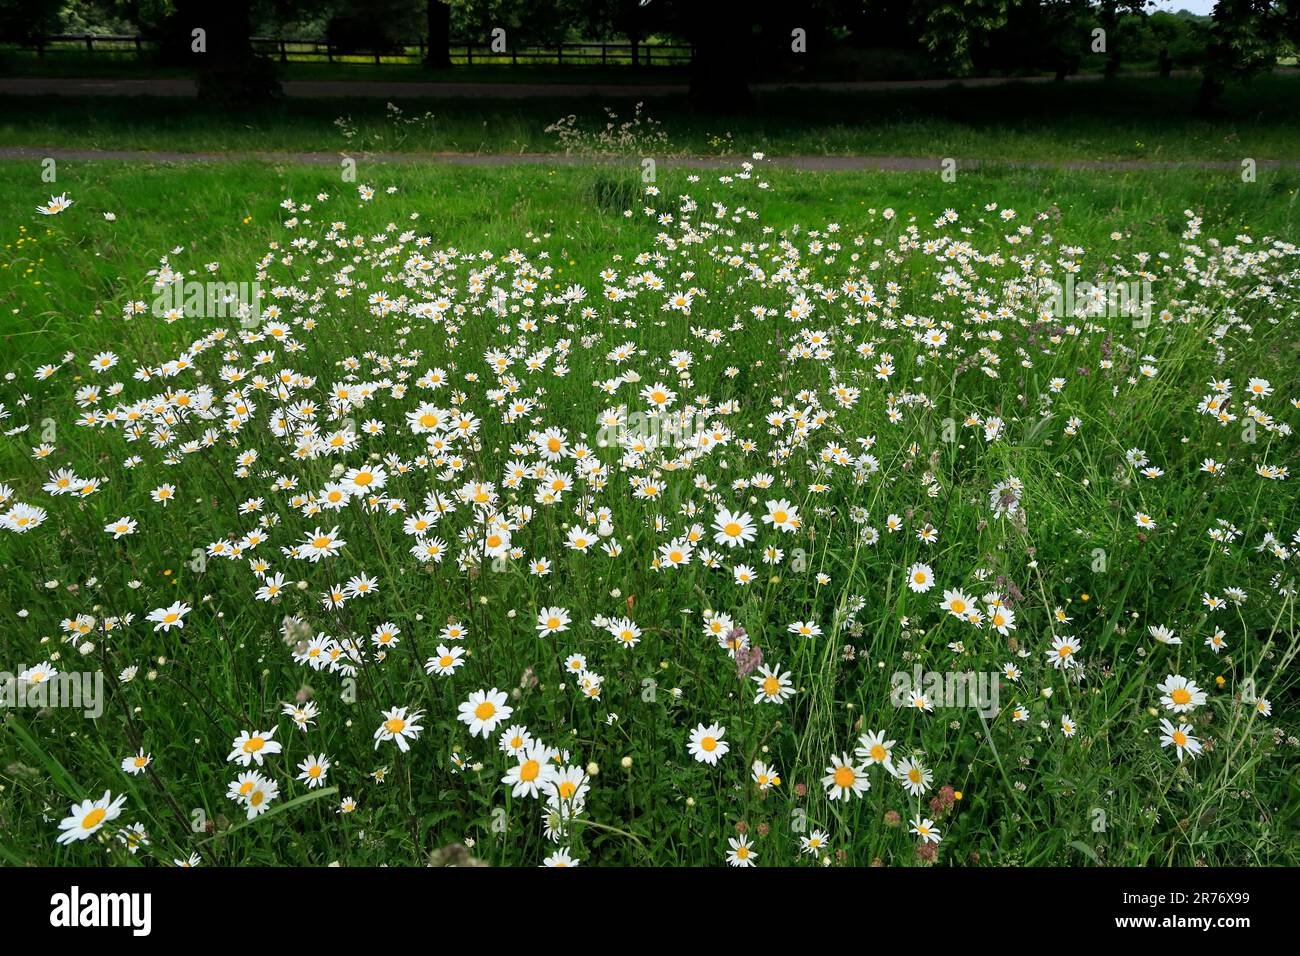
[82,808,106,829]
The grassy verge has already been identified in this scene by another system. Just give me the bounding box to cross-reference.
[2,76,1300,160]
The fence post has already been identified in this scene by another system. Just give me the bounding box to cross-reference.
[280,38,287,63]
[557,43,563,66]
[467,44,472,66]
[326,41,332,63]
[85,35,93,55]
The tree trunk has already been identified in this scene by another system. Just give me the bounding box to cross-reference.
[688,0,751,111]
[1195,72,1224,115]
[1099,1,1120,80]
[425,0,452,70]
[166,0,278,106]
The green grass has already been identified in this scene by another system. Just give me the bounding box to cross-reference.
[3,75,1300,160]
[0,158,1297,867]
[5,160,1299,355]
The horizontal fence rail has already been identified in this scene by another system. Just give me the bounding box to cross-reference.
[13,35,694,67]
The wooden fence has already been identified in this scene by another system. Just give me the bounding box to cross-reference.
[18,35,694,68]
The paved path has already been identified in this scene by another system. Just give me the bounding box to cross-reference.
[2,146,1290,171]
[0,71,1198,99]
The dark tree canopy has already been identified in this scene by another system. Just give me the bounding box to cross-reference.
[7,1,1296,112]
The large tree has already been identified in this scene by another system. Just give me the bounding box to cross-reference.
[425,0,452,68]
[683,0,752,109]
[1198,0,1300,111]
[0,0,62,43]
[156,0,282,104]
